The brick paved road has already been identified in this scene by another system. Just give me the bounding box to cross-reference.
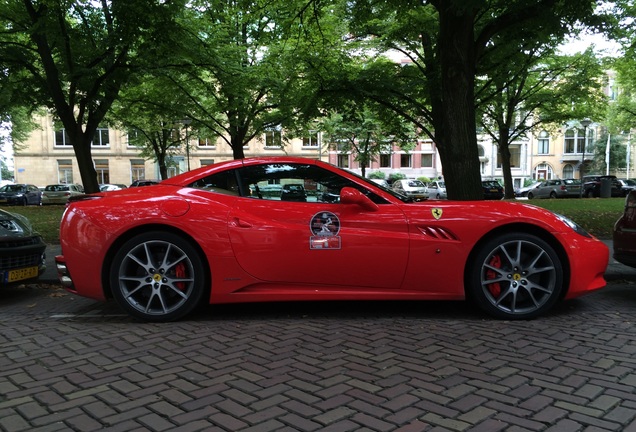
[1,281,636,432]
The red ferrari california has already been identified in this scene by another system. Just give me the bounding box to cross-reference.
[56,157,608,322]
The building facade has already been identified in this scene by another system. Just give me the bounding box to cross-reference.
[13,115,323,187]
[13,114,635,189]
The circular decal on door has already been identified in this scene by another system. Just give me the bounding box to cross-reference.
[310,211,340,236]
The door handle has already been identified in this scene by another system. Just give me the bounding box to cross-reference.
[232,217,253,228]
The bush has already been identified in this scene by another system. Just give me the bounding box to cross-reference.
[368,171,386,179]
[388,173,406,184]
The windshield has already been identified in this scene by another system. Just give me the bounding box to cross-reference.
[45,185,69,192]
[0,185,25,192]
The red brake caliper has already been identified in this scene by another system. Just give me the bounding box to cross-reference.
[175,263,186,291]
[486,255,502,297]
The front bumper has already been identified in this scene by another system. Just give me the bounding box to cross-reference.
[0,236,47,285]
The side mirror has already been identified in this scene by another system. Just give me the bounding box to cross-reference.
[340,187,378,212]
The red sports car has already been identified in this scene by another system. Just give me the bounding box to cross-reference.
[56,157,609,322]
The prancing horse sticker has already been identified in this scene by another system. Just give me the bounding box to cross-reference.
[432,208,443,220]
[310,211,341,249]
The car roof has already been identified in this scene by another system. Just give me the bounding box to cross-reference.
[161,156,331,187]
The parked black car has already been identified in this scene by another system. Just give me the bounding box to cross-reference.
[0,209,46,285]
[280,184,307,202]
[130,180,159,187]
[618,179,636,197]
[0,184,42,206]
[582,175,622,198]
[482,180,504,200]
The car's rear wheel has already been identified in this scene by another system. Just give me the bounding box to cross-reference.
[549,191,557,199]
[110,231,207,322]
[467,233,564,320]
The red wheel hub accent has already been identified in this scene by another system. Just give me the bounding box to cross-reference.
[486,255,502,297]
[175,262,186,291]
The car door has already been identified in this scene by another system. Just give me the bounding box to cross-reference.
[27,185,40,204]
[226,163,410,289]
[536,181,552,198]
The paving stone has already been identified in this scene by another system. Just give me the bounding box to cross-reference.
[4,282,636,431]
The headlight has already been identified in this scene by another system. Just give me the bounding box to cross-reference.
[555,213,591,238]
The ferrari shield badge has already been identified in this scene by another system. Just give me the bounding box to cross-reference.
[309,211,341,249]
[432,208,443,220]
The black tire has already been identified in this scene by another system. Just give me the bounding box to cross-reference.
[110,231,207,322]
[527,192,534,199]
[549,191,557,199]
[467,232,564,320]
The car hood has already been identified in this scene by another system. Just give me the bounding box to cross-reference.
[0,209,38,238]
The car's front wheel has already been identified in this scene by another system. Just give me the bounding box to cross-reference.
[467,233,564,320]
[527,192,534,199]
[110,231,207,322]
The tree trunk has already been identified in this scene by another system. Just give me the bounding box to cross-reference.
[69,128,99,193]
[497,128,515,199]
[434,4,483,200]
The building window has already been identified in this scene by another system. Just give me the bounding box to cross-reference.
[57,160,73,183]
[379,154,391,168]
[200,159,215,166]
[337,154,349,168]
[93,127,110,147]
[94,159,110,184]
[264,130,282,148]
[563,164,574,178]
[302,131,319,147]
[198,137,215,148]
[131,159,145,182]
[55,129,72,147]
[127,129,142,147]
[537,131,549,154]
[400,154,412,168]
[564,128,586,154]
[421,154,433,168]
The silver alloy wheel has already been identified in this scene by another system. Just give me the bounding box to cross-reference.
[115,239,196,318]
[478,238,559,317]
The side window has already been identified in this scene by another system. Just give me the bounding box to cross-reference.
[189,170,239,196]
[237,163,387,204]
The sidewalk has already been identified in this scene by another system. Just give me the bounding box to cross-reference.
[39,239,636,285]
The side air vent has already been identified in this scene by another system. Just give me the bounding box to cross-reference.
[416,226,459,241]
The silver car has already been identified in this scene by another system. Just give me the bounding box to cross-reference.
[42,184,84,205]
[391,179,429,201]
[527,179,581,199]
[427,180,447,199]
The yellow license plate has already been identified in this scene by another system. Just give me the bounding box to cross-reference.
[8,266,39,283]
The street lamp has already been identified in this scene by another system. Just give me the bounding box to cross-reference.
[579,119,592,197]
